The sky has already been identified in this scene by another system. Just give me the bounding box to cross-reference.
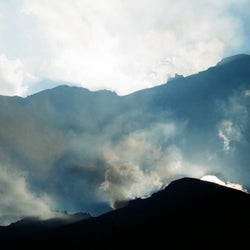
[0,0,249,96]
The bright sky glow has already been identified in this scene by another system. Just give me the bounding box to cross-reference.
[0,0,249,96]
[201,175,248,193]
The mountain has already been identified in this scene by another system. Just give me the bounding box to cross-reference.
[0,177,250,249]
[0,54,249,224]
[0,211,91,238]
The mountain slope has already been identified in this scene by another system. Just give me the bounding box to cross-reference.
[0,54,249,223]
[1,177,250,249]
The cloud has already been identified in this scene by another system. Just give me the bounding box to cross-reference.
[100,122,209,207]
[0,165,55,226]
[0,96,214,218]
[0,67,248,223]
[0,54,36,96]
[0,110,110,216]
[244,89,250,97]
[218,120,241,151]
[11,0,248,95]
[217,89,249,151]
[201,175,248,193]
[101,164,163,208]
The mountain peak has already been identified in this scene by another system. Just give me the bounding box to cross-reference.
[216,53,250,66]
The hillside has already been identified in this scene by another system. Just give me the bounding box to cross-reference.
[0,177,250,249]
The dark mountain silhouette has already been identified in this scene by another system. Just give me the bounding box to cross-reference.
[0,177,250,249]
[0,212,90,241]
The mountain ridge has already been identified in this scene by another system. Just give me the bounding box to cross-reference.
[0,53,248,100]
[1,177,250,249]
[216,53,250,66]
[0,53,249,226]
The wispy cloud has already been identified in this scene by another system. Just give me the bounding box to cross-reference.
[218,120,240,151]
[0,165,55,225]
[217,89,249,151]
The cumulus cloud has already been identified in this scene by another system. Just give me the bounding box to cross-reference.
[13,0,249,95]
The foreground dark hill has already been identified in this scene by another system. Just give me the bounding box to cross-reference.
[0,54,249,223]
[1,177,250,249]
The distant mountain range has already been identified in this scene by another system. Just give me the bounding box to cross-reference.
[0,54,249,227]
[0,177,249,249]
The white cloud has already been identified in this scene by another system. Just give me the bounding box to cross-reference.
[218,127,231,151]
[218,120,241,151]
[217,89,249,151]
[19,0,249,95]
[0,165,55,225]
[0,54,36,96]
[201,175,248,193]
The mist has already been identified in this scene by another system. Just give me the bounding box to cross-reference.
[0,55,249,225]
[0,164,55,226]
